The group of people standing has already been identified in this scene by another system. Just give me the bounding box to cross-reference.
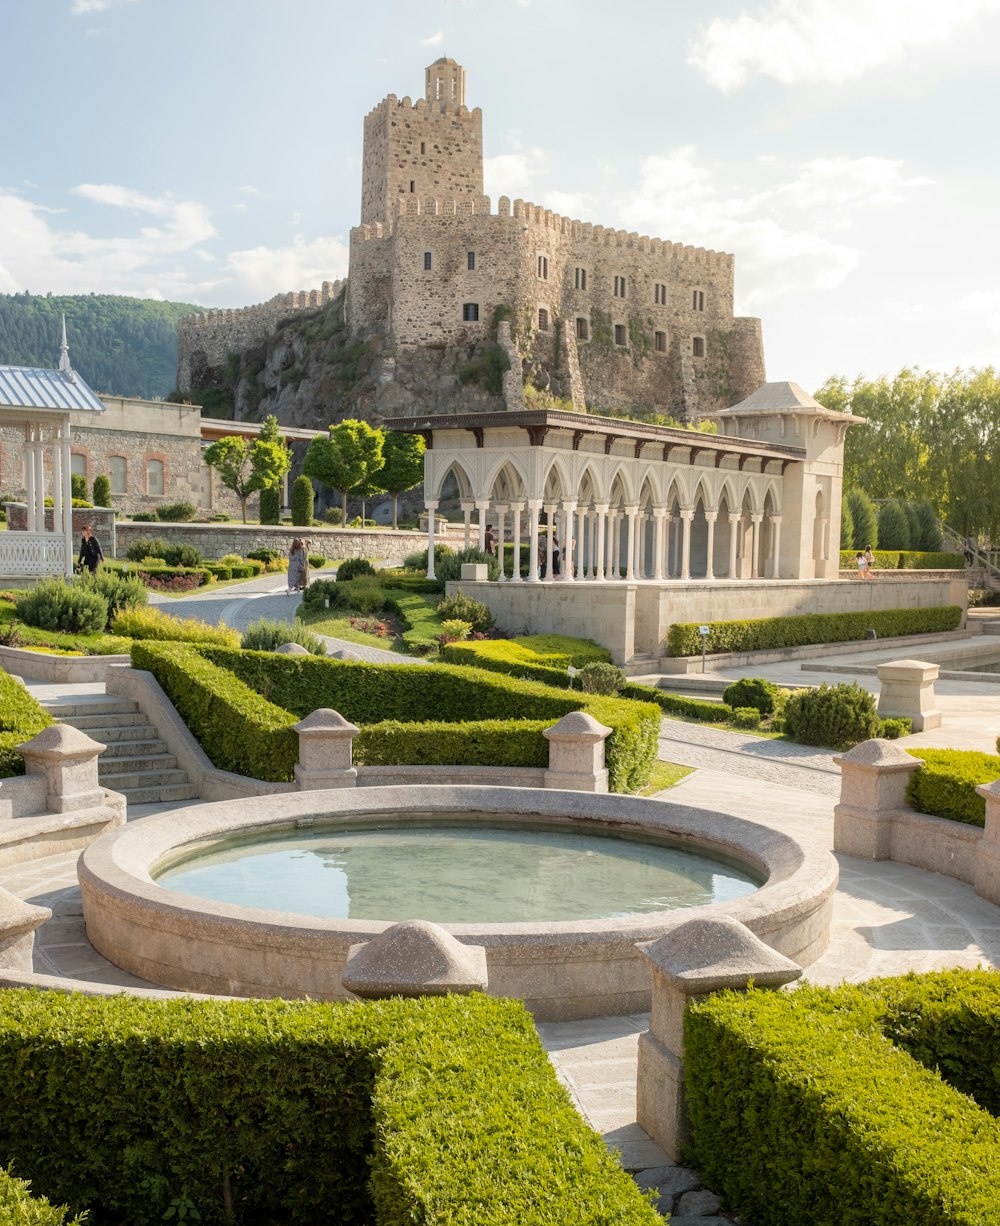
[287,538,311,594]
[854,545,876,579]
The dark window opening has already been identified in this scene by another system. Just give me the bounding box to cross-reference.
[614,275,626,298]
[693,336,705,357]
[423,251,432,271]
[575,267,587,290]
[537,255,548,280]
[538,308,549,331]
[462,302,480,322]
[654,283,667,305]
[410,180,415,193]
[692,289,704,311]
[576,317,589,340]
[467,251,476,271]
[614,324,627,346]
[654,331,667,352]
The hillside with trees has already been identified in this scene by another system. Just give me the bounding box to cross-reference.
[0,292,202,400]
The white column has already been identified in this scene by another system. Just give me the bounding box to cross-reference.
[52,434,64,538]
[586,508,597,578]
[24,429,36,532]
[704,510,718,581]
[575,506,587,580]
[594,504,608,582]
[728,512,741,578]
[680,508,694,580]
[527,500,542,583]
[817,515,829,562]
[33,431,46,531]
[544,502,557,579]
[561,501,577,581]
[425,500,438,579]
[769,516,782,579]
[460,500,473,550]
[476,500,490,552]
[61,429,74,575]
[608,510,620,579]
[625,505,639,580]
[495,504,507,580]
[510,501,524,582]
[652,508,666,581]
[751,512,764,578]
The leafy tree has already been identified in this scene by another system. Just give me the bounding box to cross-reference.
[877,499,911,550]
[845,487,877,550]
[373,430,426,528]
[203,417,291,523]
[303,419,384,525]
[92,474,111,508]
[914,500,943,551]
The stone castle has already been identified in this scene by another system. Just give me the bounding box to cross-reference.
[177,58,766,420]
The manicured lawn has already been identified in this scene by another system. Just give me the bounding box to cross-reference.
[0,593,131,654]
[637,759,693,795]
[297,605,409,650]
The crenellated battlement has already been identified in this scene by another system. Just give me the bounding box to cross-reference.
[182,281,344,330]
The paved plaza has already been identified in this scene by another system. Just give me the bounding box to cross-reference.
[4,578,1000,1217]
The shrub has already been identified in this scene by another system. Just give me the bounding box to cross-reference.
[291,474,314,526]
[879,716,911,739]
[0,669,53,778]
[322,506,344,525]
[124,538,204,567]
[259,484,280,525]
[308,553,326,569]
[346,584,387,614]
[0,1165,82,1223]
[436,547,501,584]
[125,535,168,562]
[129,511,157,522]
[111,606,240,647]
[577,661,626,695]
[137,567,209,593]
[70,473,87,501]
[336,557,376,582]
[436,592,495,633]
[845,486,877,550]
[877,499,911,550]
[219,553,243,567]
[685,971,1000,1226]
[915,500,943,551]
[0,991,658,1226]
[438,618,472,642]
[730,706,762,728]
[782,682,880,749]
[403,543,453,572]
[92,473,111,508]
[722,677,784,716]
[155,500,197,523]
[241,618,327,655]
[247,548,282,567]
[15,579,108,635]
[840,496,854,549]
[666,605,963,656]
[74,567,147,625]
[620,682,734,723]
[905,747,1000,826]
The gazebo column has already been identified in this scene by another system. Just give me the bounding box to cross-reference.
[544,502,557,579]
[425,500,438,579]
[750,512,764,577]
[24,428,36,532]
[495,504,507,580]
[52,430,64,568]
[607,509,619,579]
[652,508,667,581]
[61,426,73,575]
[33,430,46,532]
[624,505,639,580]
[510,501,524,581]
[679,507,694,580]
[575,505,587,580]
[594,503,608,582]
[526,500,542,583]
[727,512,741,578]
[769,515,782,579]
[704,510,718,581]
[586,508,597,578]
[669,514,681,578]
[476,500,490,552]
[460,500,474,550]
[561,501,577,581]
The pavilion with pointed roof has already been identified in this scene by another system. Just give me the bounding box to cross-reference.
[0,319,105,579]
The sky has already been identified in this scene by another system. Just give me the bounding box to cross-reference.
[2,0,999,393]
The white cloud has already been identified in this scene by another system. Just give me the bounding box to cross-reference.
[223,234,349,300]
[688,0,1000,92]
[71,0,135,14]
[419,30,444,47]
[238,185,259,195]
[484,136,548,200]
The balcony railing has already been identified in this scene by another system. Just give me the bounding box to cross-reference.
[0,532,69,576]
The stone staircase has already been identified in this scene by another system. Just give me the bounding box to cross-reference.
[40,695,199,805]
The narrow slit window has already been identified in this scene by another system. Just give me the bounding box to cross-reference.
[614,324,627,346]
[467,251,476,271]
[538,308,549,331]
[693,336,705,357]
[537,255,548,280]
[574,267,587,291]
[654,283,667,305]
[692,289,705,311]
[614,275,627,298]
[423,251,432,271]
[654,331,667,352]
[576,317,589,340]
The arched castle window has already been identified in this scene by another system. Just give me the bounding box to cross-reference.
[423,251,432,271]
[462,303,480,322]
[537,255,549,280]
[574,267,588,291]
[70,453,88,481]
[108,456,127,495]
[538,308,549,332]
[613,275,627,299]
[146,458,165,496]
[654,283,667,305]
[576,317,589,341]
[614,323,627,347]
[654,331,667,353]
[692,289,705,311]
[692,336,705,358]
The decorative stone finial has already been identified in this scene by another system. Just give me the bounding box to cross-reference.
[636,916,801,994]
[342,919,488,998]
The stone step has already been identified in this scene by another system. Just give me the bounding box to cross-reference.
[981,621,1000,636]
[43,698,139,719]
[63,722,159,743]
[99,753,179,778]
[121,782,202,805]
[98,739,169,761]
[52,710,150,731]
[99,766,191,793]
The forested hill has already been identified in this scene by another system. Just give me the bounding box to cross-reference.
[0,292,203,400]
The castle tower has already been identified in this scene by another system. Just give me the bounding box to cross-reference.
[359,57,484,226]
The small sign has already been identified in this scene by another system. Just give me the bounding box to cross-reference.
[698,625,710,637]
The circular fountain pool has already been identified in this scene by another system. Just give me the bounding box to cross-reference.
[79,785,837,1020]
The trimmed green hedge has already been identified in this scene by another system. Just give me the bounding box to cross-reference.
[838,549,965,570]
[355,719,550,767]
[0,990,659,1226]
[905,747,1000,826]
[667,605,963,657]
[440,636,613,686]
[686,970,1000,1226]
[0,668,53,778]
[620,681,734,723]
[138,642,659,792]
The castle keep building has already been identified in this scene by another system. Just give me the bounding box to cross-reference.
[178,58,766,420]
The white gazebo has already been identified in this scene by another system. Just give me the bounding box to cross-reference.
[0,321,106,578]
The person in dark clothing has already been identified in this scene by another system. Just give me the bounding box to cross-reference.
[77,524,104,573]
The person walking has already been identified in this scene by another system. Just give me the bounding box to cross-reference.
[484,525,496,556]
[855,550,868,579]
[864,544,875,576]
[77,524,104,573]
[287,538,307,594]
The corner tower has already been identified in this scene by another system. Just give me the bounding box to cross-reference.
[360,57,484,226]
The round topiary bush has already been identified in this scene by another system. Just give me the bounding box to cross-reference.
[722,677,784,717]
[577,661,627,696]
[155,501,197,523]
[336,558,376,582]
[15,578,108,635]
[436,592,495,633]
[241,618,326,656]
[782,682,881,750]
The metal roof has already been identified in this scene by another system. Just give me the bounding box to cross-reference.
[0,364,106,414]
